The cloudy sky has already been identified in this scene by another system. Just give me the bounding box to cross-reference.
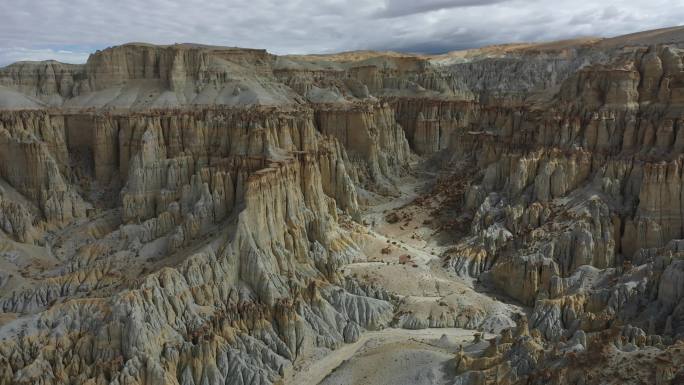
[1,0,683,65]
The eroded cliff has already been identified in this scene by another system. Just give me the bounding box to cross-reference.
[0,26,683,385]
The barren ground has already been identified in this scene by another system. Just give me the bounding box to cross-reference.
[286,170,517,385]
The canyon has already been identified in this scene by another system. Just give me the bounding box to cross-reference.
[0,25,683,385]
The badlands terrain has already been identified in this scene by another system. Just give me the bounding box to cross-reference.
[0,25,684,385]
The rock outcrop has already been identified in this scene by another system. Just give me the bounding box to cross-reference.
[433,31,684,385]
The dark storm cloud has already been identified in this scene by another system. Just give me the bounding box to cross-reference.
[376,0,512,18]
[0,0,682,65]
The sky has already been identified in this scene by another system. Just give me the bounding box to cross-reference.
[1,0,683,65]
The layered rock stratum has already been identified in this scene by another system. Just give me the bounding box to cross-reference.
[0,26,683,385]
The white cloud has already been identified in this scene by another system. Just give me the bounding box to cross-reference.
[0,0,682,66]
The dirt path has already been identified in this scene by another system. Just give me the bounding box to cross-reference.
[286,328,482,385]
[360,176,444,264]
